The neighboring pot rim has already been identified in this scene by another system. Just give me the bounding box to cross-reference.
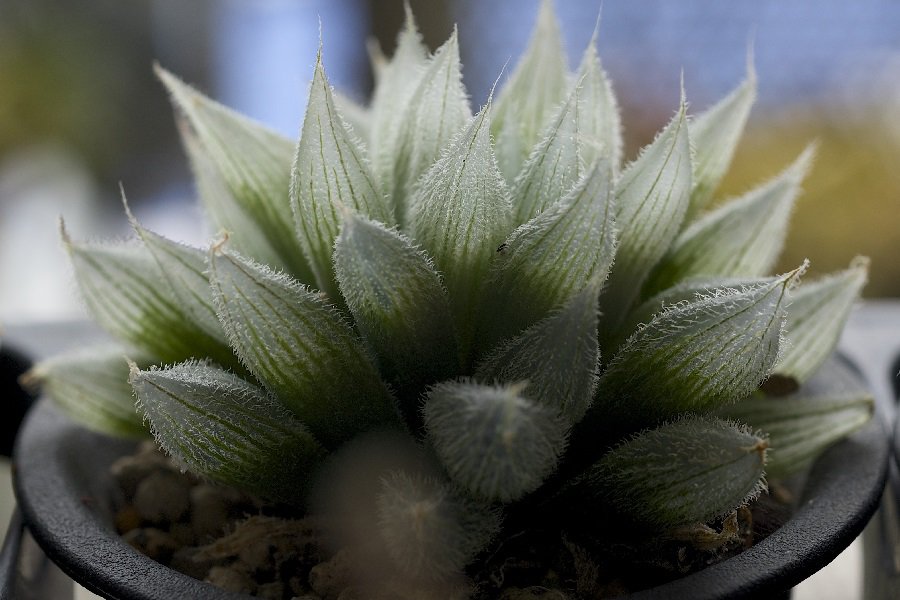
[14,389,890,600]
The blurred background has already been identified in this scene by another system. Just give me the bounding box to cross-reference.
[1,0,900,324]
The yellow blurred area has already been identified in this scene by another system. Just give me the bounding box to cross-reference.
[715,109,900,297]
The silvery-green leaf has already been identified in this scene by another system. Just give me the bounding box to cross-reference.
[127,206,229,351]
[510,78,586,225]
[584,416,767,529]
[775,257,868,383]
[377,471,500,581]
[209,246,399,447]
[177,120,284,272]
[333,89,371,144]
[480,164,614,353]
[597,266,804,426]
[157,67,313,282]
[131,360,324,504]
[617,276,768,354]
[369,4,428,191]
[423,381,567,502]
[392,29,471,222]
[63,228,233,365]
[601,96,692,328]
[333,213,458,415]
[410,104,512,364]
[687,62,756,220]
[291,51,393,301]
[645,145,814,297]
[475,280,601,425]
[492,0,569,182]
[715,393,872,480]
[23,345,151,438]
[573,35,623,173]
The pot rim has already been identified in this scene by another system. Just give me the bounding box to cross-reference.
[13,379,890,600]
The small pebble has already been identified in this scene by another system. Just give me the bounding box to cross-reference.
[169,546,221,581]
[122,528,179,564]
[189,484,234,540]
[134,470,192,524]
[309,548,355,600]
[206,565,257,595]
[114,504,143,534]
[256,581,286,599]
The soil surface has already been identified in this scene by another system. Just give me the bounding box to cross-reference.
[112,442,791,599]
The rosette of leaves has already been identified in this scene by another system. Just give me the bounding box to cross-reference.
[29,0,872,588]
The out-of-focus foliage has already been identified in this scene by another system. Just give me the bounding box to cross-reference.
[715,110,900,297]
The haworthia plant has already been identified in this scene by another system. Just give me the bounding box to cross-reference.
[33,0,871,593]
[584,416,768,529]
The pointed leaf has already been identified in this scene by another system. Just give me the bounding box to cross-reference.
[369,5,429,192]
[573,38,623,174]
[480,163,615,350]
[618,276,769,353]
[377,472,500,581]
[492,0,569,182]
[128,210,234,363]
[476,281,601,425]
[688,64,757,220]
[392,30,472,221]
[601,98,692,327]
[410,104,512,364]
[597,267,804,426]
[645,145,814,296]
[333,89,371,144]
[177,120,284,271]
[511,83,583,225]
[23,345,151,438]
[291,52,393,301]
[715,393,872,479]
[157,67,313,282]
[131,361,324,504]
[209,246,399,447]
[584,416,767,529]
[424,381,568,502]
[64,230,233,365]
[334,213,459,414]
[775,257,868,383]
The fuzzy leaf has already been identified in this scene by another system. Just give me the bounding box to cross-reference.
[333,213,459,415]
[369,5,429,193]
[597,267,804,426]
[410,104,512,364]
[492,0,569,182]
[131,361,324,504]
[511,81,585,224]
[209,246,398,447]
[573,36,623,174]
[157,67,313,282]
[291,52,393,301]
[585,416,767,529]
[601,97,692,327]
[64,230,233,365]
[392,29,471,222]
[476,281,601,425]
[481,163,615,351]
[333,90,371,144]
[687,64,757,220]
[774,257,868,383]
[715,393,872,479]
[424,381,567,502]
[23,345,151,438]
[128,210,236,367]
[645,145,814,296]
[377,472,500,581]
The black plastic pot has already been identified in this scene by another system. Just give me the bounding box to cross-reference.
[9,352,890,600]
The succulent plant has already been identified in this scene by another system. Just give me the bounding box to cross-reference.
[30,0,873,593]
